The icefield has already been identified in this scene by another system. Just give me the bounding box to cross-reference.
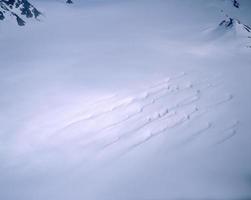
[0,0,251,199]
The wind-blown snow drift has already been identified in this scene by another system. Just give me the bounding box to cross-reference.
[0,0,251,200]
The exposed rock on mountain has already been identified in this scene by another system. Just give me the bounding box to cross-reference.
[232,0,240,8]
[206,17,251,48]
[0,0,41,26]
[219,17,251,33]
[66,0,73,4]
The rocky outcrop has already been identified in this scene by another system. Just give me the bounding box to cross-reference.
[0,0,41,26]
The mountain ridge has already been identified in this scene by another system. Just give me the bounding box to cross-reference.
[0,0,73,26]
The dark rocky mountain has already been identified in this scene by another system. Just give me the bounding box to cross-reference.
[0,0,73,26]
[219,17,251,33]
[0,0,41,26]
[207,0,251,48]
[218,0,250,34]
[213,17,251,48]
[66,0,73,4]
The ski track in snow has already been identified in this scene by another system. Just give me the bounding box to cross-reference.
[180,122,213,146]
[118,108,199,157]
[14,72,238,162]
[4,71,238,166]
[53,74,221,139]
[214,120,239,145]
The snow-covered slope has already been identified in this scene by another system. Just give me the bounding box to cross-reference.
[0,0,251,200]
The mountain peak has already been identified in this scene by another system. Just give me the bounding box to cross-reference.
[205,17,251,48]
[0,0,41,26]
[219,17,251,33]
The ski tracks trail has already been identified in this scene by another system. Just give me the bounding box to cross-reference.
[7,72,238,167]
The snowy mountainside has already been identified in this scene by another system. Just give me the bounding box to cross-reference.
[0,0,251,200]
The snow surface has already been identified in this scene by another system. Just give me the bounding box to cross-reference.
[0,0,251,199]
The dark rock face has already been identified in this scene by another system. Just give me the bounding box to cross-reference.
[14,12,26,26]
[66,0,73,4]
[0,10,5,20]
[219,17,235,28]
[243,24,251,33]
[0,0,41,26]
[232,0,240,8]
